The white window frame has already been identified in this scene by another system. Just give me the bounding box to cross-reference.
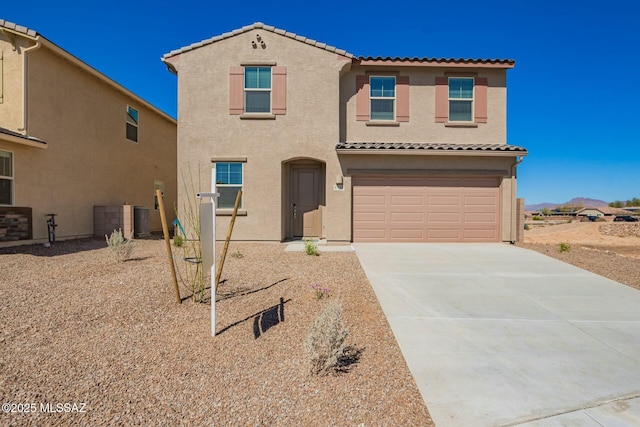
[0,149,14,206]
[448,77,474,122]
[215,162,243,209]
[126,105,139,142]
[244,67,272,114]
[369,76,396,121]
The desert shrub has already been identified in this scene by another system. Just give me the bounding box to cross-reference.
[231,249,244,259]
[303,238,319,256]
[304,301,349,376]
[533,215,542,221]
[524,224,530,230]
[105,229,135,262]
[559,242,571,253]
[311,284,330,300]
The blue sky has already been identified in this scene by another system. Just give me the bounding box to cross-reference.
[3,0,639,205]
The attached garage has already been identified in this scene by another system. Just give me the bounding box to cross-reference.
[353,176,501,242]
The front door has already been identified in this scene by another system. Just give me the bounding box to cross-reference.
[291,166,321,238]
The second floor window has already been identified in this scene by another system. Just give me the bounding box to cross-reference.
[244,67,271,113]
[126,106,139,142]
[448,78,474,122]
[370,76,396,120]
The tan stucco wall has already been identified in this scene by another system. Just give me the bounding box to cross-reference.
[0,35,31,131]
[168,30,517,242]
[167,29,352,241]
[0,38,176,245]
[342,66,508,144]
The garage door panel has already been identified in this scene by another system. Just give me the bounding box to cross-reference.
[353,176,500,242]
[391,212,424,222]
[355,212,387,221]
[390,195,424,206]
[464,212,497,223]
[390,228,424,239]
[428,212,462,222]
[428,195,462,207]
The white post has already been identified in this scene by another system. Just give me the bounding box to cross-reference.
[196,166,219,336]
[210,167,217,336]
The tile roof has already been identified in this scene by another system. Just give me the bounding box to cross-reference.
[357,57,515,66]
[0,127,47,145]
[163,22,355,59]
[0,19,38,37]
[162,23,514,66]
[336,142,527,154]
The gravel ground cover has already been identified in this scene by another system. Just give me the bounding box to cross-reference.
[0,238,432,426]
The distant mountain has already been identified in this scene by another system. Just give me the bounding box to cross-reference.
[525,197,608,211]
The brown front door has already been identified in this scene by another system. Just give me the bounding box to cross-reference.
[291,166,321,237]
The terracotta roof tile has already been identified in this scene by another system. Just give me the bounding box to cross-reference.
[0,19,38,38]
[357,56,515,65]
[336,142,527,154]
[163,22,355,59]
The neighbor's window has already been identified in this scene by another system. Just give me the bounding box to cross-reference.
[215,163,243,209]
[126,106,139,142]
[448,77,474,122]
[244,67,271,113]
[154,180,165,210]
[0,150,13,205]
[370,76,396,121]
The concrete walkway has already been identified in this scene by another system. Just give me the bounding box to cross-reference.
[353,243,640,426]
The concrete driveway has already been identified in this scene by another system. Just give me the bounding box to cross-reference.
[353,243,640,426]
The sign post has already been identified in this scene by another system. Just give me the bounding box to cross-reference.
[197,166,219,336]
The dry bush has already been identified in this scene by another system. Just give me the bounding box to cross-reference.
[304,301,349,375]
[105,229,135,262]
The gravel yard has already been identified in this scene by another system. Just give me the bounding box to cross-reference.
[520,222,640,291]
[0,239,432,426]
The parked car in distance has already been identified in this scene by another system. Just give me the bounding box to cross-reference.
[614,215,639,222]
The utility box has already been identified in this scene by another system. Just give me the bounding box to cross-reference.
[94,205,133,238]
[134,206,150,237]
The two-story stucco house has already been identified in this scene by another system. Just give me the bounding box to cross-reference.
[162,23,526,243]
[0,20,177,246]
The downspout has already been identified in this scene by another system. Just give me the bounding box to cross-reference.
[509,155,525,243]
[18,37,42,133]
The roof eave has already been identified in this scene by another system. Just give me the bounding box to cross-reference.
[356,58,515,69]
[0,133,47,149]
[336,148,527,157]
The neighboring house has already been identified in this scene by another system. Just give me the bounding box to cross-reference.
[0,20,176,246]
[576,207,636,219]
[162,23,527,243]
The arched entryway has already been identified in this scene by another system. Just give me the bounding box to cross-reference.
[282,158,326,240]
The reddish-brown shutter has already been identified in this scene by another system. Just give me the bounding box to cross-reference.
[435,76,448,122]
[272,66,287,115]
[355,75,369,121]
[229,66,244,115]
[396,76,410,122]
[474,77,488,123]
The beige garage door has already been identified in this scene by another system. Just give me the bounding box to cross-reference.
[353,176,500,242]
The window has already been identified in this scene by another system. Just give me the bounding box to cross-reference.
[370,76,395,120]
[154,180,165,210]
[448,77,474,122]
[244,67,271,113]
[126,106,139,142]
[0,150,13,205]
[215,163,242,209]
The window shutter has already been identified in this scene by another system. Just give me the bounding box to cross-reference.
[435,76,448,122]
[396,76,409,122]
[229,66,244,115]
[272,66,287,115]
[474,77,488,123]
[355,75,369,121]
